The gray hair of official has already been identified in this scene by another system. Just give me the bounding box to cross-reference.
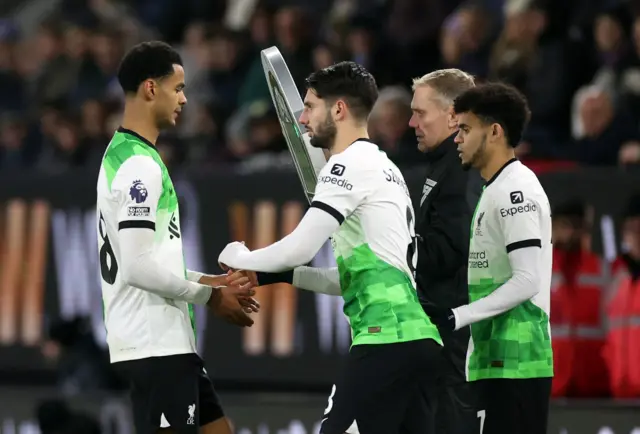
[411,69,476,108]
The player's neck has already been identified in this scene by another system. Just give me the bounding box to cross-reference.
[329,127,370,155]
[121,101,160,146]
[480,149,516,182]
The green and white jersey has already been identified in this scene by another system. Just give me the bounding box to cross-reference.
[311,140,442,347]
[467,159,553,380]
[97,127,195,363]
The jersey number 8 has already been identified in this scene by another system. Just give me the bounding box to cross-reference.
[98,212,118,284]
[405,206,418,279]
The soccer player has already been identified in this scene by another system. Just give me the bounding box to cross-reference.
[427,82,553,434]
[96,41,258,434]
[218,61,443,434]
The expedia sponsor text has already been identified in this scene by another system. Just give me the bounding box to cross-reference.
[319,176,353,190]
[500,203,537,217]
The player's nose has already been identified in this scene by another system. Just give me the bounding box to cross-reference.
[298,111,308,125]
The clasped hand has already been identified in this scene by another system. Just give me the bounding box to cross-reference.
[200,264,260,328]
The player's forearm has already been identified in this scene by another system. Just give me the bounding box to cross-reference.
[453,247,541,330]
[220,208,338,272]
[255,267,341,295]
[293,266,341,295]
[120,229,212,304]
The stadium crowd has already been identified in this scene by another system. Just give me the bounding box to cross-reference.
[2,0,640,171]
[2,0,640,401]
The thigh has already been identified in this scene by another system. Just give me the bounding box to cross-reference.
[398,377,437,434]
[477,379,518,434]
[518,378,551,434]
[197,364,226,428]
[152,354,202,434]
[118,354,207,434]
[115,357,160,434]
[435,381,480,434]
[321,339,441,434]
[477,378,551,434]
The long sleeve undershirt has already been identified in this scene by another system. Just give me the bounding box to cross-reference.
[219,207,339,273]
[119,227,212,305]
[293,266,341,295]
[453,247,541,330]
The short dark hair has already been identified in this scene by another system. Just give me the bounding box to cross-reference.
[305,61,378,121]
[117,41,183,95]
[453,82,531,148]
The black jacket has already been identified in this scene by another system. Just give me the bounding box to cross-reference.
[415,134,483,383]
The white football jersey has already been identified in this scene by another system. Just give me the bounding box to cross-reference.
[97,128,196,363]
[467,159,553,380]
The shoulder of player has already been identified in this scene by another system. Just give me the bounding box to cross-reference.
[106,133,161,165]
[322,148,376,178]
[111,154,163,190]
[486,175,548,213]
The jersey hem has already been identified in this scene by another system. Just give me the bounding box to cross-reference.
[351,333,443,347]
[467,370,554,381]
[109,347,196,363]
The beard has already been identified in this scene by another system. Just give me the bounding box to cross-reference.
[309,114,337,150]
[462,133,487,171]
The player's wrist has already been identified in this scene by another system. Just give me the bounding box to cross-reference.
[256,270,293,286]
[198,274,228,287]
[206,286,222,309]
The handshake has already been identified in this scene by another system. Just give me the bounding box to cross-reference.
[205,241,260,328]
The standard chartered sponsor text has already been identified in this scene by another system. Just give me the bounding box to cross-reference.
[469,250,489,269]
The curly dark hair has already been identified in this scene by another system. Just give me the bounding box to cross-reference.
[453,82,531,148]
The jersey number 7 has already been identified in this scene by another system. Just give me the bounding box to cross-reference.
[405,206,418,279]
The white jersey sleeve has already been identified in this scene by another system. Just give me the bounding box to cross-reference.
[494,189,543,252]
[111,156,212,304]
[311,156,374,224]
[110,155,163,230]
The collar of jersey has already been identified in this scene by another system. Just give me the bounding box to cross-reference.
[350,137,376,147]
[485,157,518,187]
[117,127,157,150]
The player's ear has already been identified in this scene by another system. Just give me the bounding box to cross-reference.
[447,106,458,129]
[333,100,346,121]
[143,79,156,100]
[491,123,503,141]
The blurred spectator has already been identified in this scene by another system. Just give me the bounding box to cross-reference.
[0,0,639,171]
[550,200,610,397]
[0,114,31,169]
[33,20,79,108]
[368,86,422,164]
[238,6,314,109]
[566,85,639,165]
[490,0,583,153]
[36,399,101,434]
[73,27,123,105]
[37,114,94,172]
[0,21,26,113]
[439,4,493,78]
[605,194,640,398]
[41,316,125,394]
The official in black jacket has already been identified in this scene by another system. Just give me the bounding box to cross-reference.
[409,69,483,434]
